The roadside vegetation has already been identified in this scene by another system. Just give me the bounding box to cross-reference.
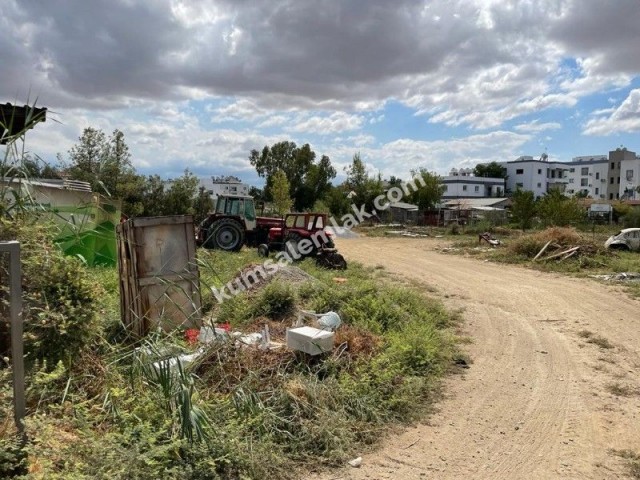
[0,216,461,479]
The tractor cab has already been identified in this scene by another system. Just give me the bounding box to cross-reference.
[259,212,346,269]
[214,195,256,231]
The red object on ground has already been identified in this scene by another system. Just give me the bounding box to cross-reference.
[184,328,200,345]
[218,323,231,332]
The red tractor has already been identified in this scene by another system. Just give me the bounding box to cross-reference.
[258,212,347,270]
[196,194,283,251]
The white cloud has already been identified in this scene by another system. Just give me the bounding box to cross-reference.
[583,89,640,135]
[514,120,562,133]
[287,112,364,134]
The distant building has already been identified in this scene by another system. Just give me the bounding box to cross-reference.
[611,148,639,200]
[497,149,639,201]
[503,155,568,199]
[564,155,609,199]
[441,168,505,199]
[198,175,250,199]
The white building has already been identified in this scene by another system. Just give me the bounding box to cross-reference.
[441,168,505,199]
[504,155,568,199]
[198,175,250,199]
[612,148,640,200]
[564,155,609,199]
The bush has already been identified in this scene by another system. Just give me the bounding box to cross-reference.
[508,227,582,258]
[0,218,101,365]
[622,208,640,228]
[254,281,296,319]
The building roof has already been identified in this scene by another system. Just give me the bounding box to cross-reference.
[389,201,419,211]
[442,197,510,209]
[1,177,92,192]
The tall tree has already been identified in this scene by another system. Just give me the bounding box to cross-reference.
[344,153,384,211]
[510,189,536,231]
[164,169,199,216]
[64,128,144,216]
[537,189,585,227]
[271,169,292,215]
[473,161,507,178]
[249,141,336,210]
[193,186,214,224]
[407,168,445,210]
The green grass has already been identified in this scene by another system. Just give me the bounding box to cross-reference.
[6,246,460,479]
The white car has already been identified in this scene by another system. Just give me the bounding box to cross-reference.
[604,228,640,251]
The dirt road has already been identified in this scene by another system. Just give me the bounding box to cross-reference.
[315,236,640,480]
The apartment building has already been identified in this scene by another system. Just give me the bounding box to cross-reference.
[610,148,639,200]
[564,155,609,199]
[503,155,567,199]
[441,168,505,199]
[498,149,639,200]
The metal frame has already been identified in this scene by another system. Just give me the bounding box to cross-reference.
[1,241,24,436]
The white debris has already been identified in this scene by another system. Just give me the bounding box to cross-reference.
[348,457,362,468]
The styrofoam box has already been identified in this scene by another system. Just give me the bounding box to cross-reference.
[286,326,334,355]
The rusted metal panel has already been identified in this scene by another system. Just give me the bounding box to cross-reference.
[117,215,201,336]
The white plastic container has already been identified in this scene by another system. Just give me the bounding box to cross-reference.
[286,326,334,355]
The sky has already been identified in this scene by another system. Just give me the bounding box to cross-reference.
[2,0,640,187]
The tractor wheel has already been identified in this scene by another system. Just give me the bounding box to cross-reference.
[257,243,270,257]
[210,218,245,252]
[316,252,347,270]
[285,232,307,261]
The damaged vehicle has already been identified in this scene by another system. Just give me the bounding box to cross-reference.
[605,228,640,251]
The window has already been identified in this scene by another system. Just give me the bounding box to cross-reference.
[611,177,615,184]
[443,185,448,191]
[595,188,599,195]
[537,183,542,188]
[616,193,620,199]
[627,170,634,181]
[610,193,614,200]
[611,162,615,170]
[462,185,467,191]
[617,177,620,184]
[538,169,542,174]
[474,185,479,192]
[569,178,574,183]
[596,172,600,180]
[581,167,589,175]
[286,216,296,228]
[295,216,306,228]
[551,170,556,178]
[580,178,588,187]
[516,182,524,188]
[516,169,524,175]
[569,168,575,173]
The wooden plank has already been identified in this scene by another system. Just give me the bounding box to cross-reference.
[542,246,580,261]
[533,240,553,261]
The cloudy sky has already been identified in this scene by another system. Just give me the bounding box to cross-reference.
[2,0,640,185]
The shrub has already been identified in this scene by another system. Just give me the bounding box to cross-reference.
[508,227,582,258]
[0,218,101,365]
[254,281,296,319]
[622,208,640,228]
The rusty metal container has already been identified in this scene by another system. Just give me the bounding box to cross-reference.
[117,215,201,336]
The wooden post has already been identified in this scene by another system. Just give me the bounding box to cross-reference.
[1,241,25,438]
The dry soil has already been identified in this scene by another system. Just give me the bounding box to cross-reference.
[312,236,640,480]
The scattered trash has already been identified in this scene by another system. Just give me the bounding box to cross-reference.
[238,332,262,345]
[317,311,342,331]
[348,457,362,468]
[590,272,640,282]
[286,326,335,355]
[478,232,500,247]
[197,326,230,344]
